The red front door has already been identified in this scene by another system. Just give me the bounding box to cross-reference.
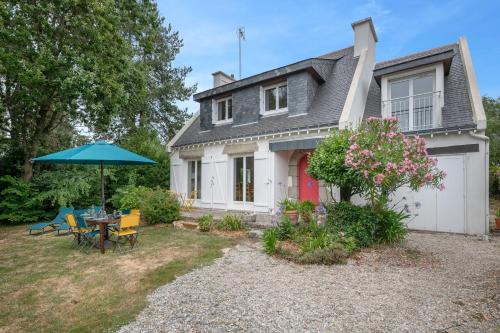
[298,155,319,205]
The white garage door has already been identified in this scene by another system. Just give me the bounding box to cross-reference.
[394,155,465,233]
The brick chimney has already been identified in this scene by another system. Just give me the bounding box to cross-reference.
[212,71,235,88]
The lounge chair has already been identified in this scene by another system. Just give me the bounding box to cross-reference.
[27,207,74,235]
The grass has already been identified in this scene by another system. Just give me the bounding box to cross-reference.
[0,224,237,332]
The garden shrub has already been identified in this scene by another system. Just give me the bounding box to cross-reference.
[216,214,244,231]
[140,188,180,224]
[294,244,349,265]
[262,228,278,254]
[198,214,213,232]
[326,201,407,247]
[0,176,49,224]
[111,185,150,210]
[276,216,294,240]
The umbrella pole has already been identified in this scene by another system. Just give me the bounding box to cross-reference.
[100,162,105,211]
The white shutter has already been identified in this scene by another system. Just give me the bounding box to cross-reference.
[171,163,182,193]
[253,151,270,212]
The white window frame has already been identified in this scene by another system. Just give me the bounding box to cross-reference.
[212,96,233,125]
[187,159,202,200]
[232,155,254,204]
[381,63,444,131]
[260,81,288,117]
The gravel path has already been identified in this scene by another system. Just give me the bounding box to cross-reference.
[119,232,500,333]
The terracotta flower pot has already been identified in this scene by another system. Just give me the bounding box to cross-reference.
[284,210,298,224]
[496,217,500,230]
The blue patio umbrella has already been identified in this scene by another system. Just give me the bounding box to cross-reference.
[32,140,156,209]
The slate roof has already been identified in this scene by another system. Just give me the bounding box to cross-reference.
[173,47,357,147]
[364,43,475,131]
[173,42,476,148]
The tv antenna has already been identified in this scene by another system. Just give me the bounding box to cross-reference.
[238,27,245,79]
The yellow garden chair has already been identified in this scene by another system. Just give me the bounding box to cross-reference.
[182,190,197,212]
[110,214,140,252]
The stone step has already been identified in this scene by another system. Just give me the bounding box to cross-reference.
[181,209,256,223]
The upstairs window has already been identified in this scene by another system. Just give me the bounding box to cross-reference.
[388,73,436,131]
[262,82,287,115]
[213,96,233,124]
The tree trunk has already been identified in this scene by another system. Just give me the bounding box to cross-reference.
[339,186,352,202]
[22,157,34,181]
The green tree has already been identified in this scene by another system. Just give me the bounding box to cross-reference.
[0,0,194,180]
[484,96,500,165]
[307,129,364,201]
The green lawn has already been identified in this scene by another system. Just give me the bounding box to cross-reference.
[0,224,237,332]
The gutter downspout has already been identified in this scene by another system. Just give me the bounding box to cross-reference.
[468,131,490,234]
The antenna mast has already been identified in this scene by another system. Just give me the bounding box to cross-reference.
[238,27,245,79]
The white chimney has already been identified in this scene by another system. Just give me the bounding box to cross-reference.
[351,17,377,58]
[339,18,378,129]
[212,71,236,88]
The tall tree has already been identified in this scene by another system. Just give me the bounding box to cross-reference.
[484,96,500,166]
[0,0,194,180]
[114,1,196,142]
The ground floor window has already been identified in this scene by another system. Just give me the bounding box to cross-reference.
[188,160,201,199]
[234,156,254,202]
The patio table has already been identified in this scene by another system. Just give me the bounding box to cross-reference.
[85,216,118,254]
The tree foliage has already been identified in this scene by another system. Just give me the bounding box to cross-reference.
[0,0,194,180]
[307,129,364,201]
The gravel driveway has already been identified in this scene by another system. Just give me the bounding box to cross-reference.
[119,232,499,333]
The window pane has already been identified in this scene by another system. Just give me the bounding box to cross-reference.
[196,160,202,199]
[227,98,233,119]
[391,98,410,131]
[390,80,409,99]
[413,93,433,130]
[413,76,433,95]
[246,156,254,202]
[265,88,276,111]
[234,157,244,201]
[278,85,287,109]
[188,161,196,194]
[218,101,226,121]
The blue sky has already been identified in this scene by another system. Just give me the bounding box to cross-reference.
[157,0,500,115]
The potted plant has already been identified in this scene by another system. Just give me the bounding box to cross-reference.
[496,209,500,230]
[279,198,299,223]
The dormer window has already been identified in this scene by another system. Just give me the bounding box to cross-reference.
[212,96,233,125]
[261,82,288,116]
[381,64,444,132]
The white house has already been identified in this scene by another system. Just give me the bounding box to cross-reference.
[168,18,489,235]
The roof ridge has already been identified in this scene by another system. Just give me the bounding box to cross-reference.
[317,46,354,60]
[376,42,457,68]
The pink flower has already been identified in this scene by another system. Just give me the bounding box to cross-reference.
[349,144,359,150]
[385,162,397,171]
[373,173,385,185]
[438,183,446,191]
[361,149,373,157]
[387,132,397,139]
[425,173,433,181]
[363,170,369,178]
